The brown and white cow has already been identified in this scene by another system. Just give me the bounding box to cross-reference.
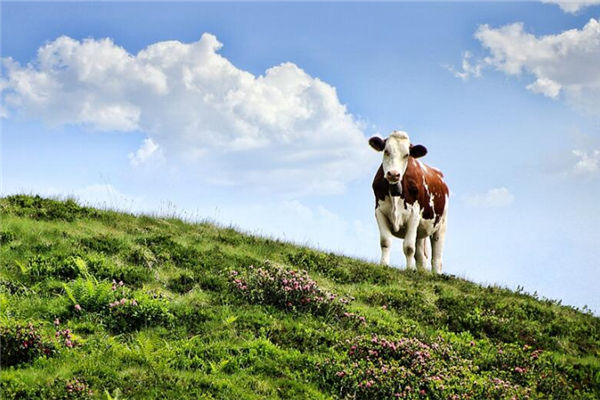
[369,131,449,273]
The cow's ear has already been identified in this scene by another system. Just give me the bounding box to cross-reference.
[410,144,427,158]
[369,136,386,152]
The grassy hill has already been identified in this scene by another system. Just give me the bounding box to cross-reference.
[1,195,599,399]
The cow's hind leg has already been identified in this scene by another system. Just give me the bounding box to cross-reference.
[431,218,447,274]
[375,208,393,265]
[415,238,428,271]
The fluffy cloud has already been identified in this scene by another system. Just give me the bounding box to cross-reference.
[453,18,600,114]
[570,149,600,176]
[1,34,374,194]
[447,51,482,81]
[463,187,515,208]
[128,138,164,167]
[541,0,600,13]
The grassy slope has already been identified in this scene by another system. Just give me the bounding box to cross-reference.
[0,195,598,399]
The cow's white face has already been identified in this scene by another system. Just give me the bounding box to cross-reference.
[369,131,427,196]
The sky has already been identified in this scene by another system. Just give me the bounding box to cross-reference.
[1,1,599,313]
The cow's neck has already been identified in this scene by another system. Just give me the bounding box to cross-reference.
[390,195,403,232]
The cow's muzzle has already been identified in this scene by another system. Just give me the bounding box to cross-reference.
[389,183,402,197]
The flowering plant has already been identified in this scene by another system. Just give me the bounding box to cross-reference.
[319,335,533,399]
[0,323,55,366]
[230,264,355,319]
[104,290,173,332]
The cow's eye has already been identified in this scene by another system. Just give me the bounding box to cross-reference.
[384,150,390,156]
[404,154,409,159]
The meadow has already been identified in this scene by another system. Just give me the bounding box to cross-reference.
[1,195,598,399]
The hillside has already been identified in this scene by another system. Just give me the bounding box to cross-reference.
[0,195,598,399]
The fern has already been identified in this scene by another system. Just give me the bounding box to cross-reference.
[74,257,89,277]
[15,260,27,275]
[63,282,77,305]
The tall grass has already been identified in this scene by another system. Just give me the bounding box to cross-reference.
[1,195,598,399]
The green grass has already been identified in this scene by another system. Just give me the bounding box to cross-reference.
[1,194,599,399]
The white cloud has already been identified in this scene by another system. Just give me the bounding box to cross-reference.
[526,77,562,98]
[128,138,164,167]
[1,34,374,194]
[571,149,600,176]
[447,51,482,81]
[453,18,600,114]
[541,0,600,13]
[463,187,515,208]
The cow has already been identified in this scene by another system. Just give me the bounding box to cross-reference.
[369,131,449,273]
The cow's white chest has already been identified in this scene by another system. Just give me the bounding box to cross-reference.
[377,195,441,239]
[377,196,417,237]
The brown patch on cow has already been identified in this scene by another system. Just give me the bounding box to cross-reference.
[372,165,389,205]
[372,158,449,224]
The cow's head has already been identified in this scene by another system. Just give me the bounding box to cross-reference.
[369,131,427,196]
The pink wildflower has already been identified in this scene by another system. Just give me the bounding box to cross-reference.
[74,304,82,311]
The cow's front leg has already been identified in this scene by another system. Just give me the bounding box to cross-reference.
[415,238,428,271]
[403,206,420,270]
[375,208,393,265]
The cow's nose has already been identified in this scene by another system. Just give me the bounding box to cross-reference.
[386,170,401,182]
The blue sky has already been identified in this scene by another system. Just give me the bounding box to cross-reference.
[2,1,599,312]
